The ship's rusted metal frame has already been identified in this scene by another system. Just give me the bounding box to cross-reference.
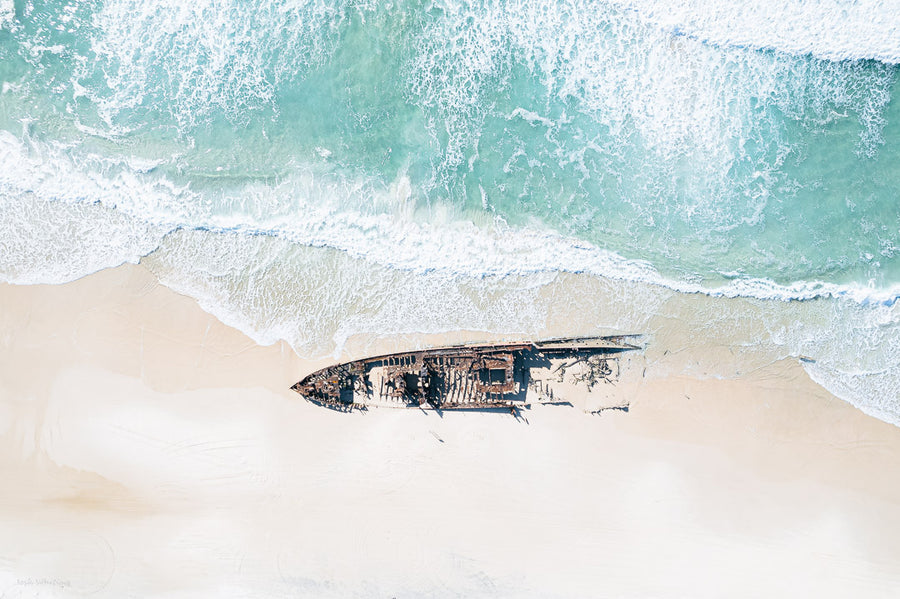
[291,335,641,412]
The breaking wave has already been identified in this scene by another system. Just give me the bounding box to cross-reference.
[2,130,898,306]
[610,0,900,64]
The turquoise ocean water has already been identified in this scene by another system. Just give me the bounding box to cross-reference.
[1,1,899,420]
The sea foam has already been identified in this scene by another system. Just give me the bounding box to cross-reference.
[79,0,349,132]
[0,0,13,28]
[0,132,169,284]
[3,129,898,305]
[408,0,895,217]
[611,0,900,64]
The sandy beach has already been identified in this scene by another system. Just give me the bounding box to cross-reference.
[2,263,900,597]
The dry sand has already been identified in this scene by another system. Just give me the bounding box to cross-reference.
[2,264,900,597]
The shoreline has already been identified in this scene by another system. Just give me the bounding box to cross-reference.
[2,263,900,597]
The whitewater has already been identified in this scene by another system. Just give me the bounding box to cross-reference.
[1,0,899,422]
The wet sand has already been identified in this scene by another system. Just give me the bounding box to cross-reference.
[2,264,900,597]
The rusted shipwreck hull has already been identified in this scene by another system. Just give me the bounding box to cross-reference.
[291,335,641,412]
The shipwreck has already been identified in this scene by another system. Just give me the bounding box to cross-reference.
[291,335,642,412]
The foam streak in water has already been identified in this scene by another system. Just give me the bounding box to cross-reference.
[80,0,349,131]
[610,0,900,64]
[0,0,13,28]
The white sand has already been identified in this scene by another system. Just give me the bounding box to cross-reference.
[2,264,900,597]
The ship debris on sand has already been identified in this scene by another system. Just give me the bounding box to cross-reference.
[291,335,643,412]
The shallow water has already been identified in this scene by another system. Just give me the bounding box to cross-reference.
[1,1,899,422]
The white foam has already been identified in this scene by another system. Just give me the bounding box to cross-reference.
[79,0,349,132]
[161,170,900,308]
[407,1,512,169]
[0,188,165,284]
[508,107,555,129]
[792,301,900,425]
[0,132,170,284]
[409,0,894,182]
[0,0,13,28]
[5,128,896,304]
[142,229,563,359]
[610,0,900,64]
